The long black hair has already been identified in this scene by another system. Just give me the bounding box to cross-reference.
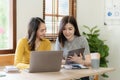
[28,17,45,50]
[58,16,80,47]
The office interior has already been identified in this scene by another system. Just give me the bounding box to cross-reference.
[0,0,120,80]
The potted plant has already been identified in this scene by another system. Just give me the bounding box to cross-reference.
[82,25,109,77]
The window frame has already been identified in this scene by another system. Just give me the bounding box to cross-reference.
[43,0,76,41]
[0,0,16,54]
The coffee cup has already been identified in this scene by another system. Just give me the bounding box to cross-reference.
[91,53,100,69]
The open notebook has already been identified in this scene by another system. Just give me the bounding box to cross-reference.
[63,64,88,69]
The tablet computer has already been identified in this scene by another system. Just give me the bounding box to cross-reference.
[66,48,85,64]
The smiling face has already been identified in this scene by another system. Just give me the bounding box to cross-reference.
[63,23,75,41]
[36,23,46,40]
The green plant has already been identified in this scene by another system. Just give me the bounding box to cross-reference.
[82,25,109,77]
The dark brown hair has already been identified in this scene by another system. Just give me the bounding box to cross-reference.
[28,17,45,50]
[58,16,80,47]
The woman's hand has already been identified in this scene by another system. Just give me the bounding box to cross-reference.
[67,53,84,64]
[62,59,66,65]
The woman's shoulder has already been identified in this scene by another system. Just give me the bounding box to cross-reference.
[18,37,28,43]
[76,35,86,40]
[75,36,88,43]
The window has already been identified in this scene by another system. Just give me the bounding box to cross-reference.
[43,0,76,41]
[0,0,16,54]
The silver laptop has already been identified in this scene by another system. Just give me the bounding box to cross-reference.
[29,51,63,73]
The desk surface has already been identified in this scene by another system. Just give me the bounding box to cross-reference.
[0,67,115,80]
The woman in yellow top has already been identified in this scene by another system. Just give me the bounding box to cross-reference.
[14,17,51,69]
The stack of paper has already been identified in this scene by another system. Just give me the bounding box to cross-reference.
[4,66,20,73]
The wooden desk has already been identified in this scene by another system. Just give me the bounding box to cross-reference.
[0,67,114,80]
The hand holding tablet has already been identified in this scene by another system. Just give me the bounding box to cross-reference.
[66,48,85,64]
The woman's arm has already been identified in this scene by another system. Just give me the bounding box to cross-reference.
[83,54,91,66]
[54,38,61,50]
[81,36,91,66]
[14,38,29,69]
[68,53,91,66]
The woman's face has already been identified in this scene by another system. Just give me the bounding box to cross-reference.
[36,23,46,40]
[63,23,75,41]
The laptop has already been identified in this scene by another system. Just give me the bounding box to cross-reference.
[28,51,63,73]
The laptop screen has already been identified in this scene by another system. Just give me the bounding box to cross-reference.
[29,51,63,73]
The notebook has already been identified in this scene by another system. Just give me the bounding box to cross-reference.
[28,51,63,73]
[4,66,20,73]
[65,48,85,64]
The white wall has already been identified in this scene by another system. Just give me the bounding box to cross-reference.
[77,0,120,80]
[76,0,104,30]
[17,0,119,80]
[17,0,43,41]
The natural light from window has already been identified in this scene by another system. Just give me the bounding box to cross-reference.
[0,0,13,50]
[45,0,69,34]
